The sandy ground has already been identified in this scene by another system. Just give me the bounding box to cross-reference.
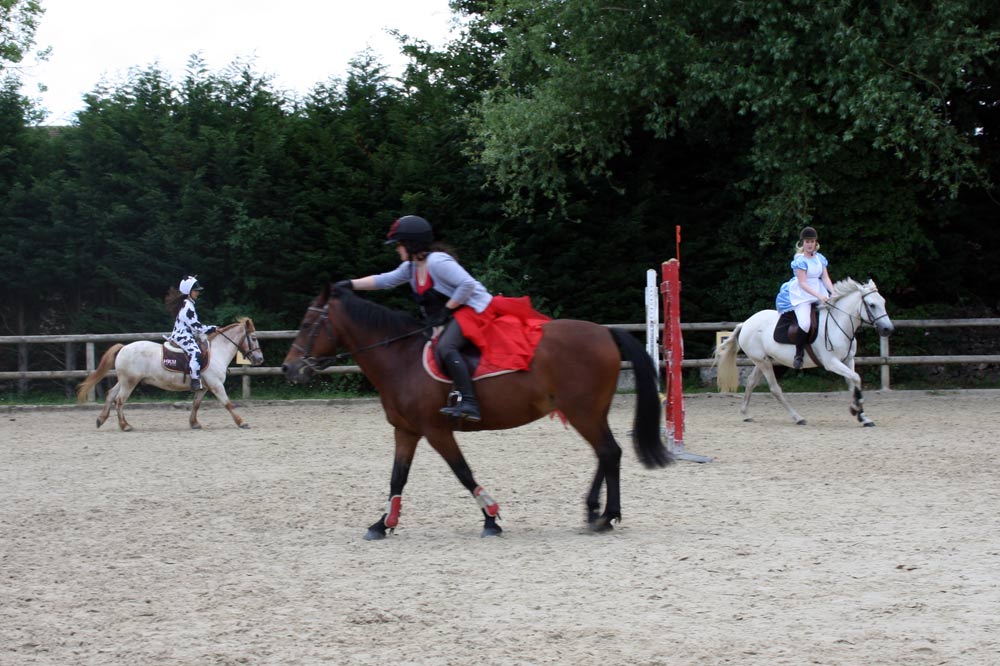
[1,390,998,666]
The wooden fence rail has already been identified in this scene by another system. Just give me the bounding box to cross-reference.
[2,319,999,400]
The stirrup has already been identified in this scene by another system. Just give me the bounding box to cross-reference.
[440,391,481,421]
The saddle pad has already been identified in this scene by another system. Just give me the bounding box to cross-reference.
[161,345,190,374]
[422,341,517,384]
[161,341,211,374]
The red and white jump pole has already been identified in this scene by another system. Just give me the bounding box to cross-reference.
[648,227,711,463]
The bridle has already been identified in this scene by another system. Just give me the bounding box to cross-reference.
[215,320,261,357]
[290,302,432,371]
[822,285,888,354]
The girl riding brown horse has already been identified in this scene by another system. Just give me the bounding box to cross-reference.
[282,279,672,539]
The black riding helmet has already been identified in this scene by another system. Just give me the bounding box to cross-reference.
[385,215,434,245]
[800,226,818,241]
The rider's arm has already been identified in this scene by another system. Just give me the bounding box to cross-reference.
[822,267,835,294]
[350,276,378,290]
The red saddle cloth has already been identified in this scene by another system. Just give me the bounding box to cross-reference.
[423,295,551,383]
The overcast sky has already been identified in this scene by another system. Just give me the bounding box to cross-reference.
[19,0,458,124]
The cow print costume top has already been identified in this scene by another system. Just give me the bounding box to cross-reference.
[168,276,216,382]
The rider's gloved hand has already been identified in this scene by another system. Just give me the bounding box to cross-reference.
[426,309,452,328]
[333,280,353,292]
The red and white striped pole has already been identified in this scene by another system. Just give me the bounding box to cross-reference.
[659,227,711,462]
[661,257,684,450]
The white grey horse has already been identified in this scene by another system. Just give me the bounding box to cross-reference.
[715,278,894,426]
[76,318,264,430]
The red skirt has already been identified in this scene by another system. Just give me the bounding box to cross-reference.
[453,296,550,372]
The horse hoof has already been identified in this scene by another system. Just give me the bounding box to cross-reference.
[96,418,103,428]
[481,525,503,538]
[190,423,202,430]
[589,520,615,533]
[122,425,133,432]
[239,423,251,429]
[363,528,387,541]
[796,419,807,426]
[863,421,876,427]
[743,417,754,422]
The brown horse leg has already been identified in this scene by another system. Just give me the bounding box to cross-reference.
[575,421,623,531]
[425,430,503,538]
[365,429,421,541]
[585,467,606,524]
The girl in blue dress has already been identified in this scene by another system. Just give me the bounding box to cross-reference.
[775,226,835,368]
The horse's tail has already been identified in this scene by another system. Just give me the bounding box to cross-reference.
[714,324,743,393]
[75,343,124,403]
[610,328,673,469]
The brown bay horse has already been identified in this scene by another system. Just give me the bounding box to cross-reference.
[281,283,672,539]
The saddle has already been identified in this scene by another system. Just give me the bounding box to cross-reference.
[161,340,210,374]
[773,306,819,345]
[421,338,515,384]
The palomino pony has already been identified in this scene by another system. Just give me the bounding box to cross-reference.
[76,318,264,431]
[281,283,672,539]
[715,278,894,426]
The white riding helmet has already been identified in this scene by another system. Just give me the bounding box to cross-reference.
[179,276,203,295]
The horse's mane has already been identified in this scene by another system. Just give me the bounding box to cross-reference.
[827,278,862,303]
[337,289,423,337]
[209,317,252,339]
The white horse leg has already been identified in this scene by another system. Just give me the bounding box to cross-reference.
[843,359,875,427]
[189,388,208,429]
[97,384,119,428]
[740,366,763,421]
[207,379,249,429]
[758,361,807,425]
[113,378,139,431]
[817,357,874,426]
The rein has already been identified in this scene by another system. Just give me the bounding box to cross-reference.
[291,303,433,370]
[214,321,261,356]
[821,287,886,357]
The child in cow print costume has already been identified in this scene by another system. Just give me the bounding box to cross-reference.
[165,276,217,391]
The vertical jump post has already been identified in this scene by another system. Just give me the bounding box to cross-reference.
[658,233,712,463]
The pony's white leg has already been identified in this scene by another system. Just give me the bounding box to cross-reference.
[757,361,807,425]
[739,366,763,421]
[213,382,250,429]
[97,384,119,428]
[113,378,139,431]
[189,388,208,429]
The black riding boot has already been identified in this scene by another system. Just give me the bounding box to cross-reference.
[788,323,805,369]
[439,351,481,422]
